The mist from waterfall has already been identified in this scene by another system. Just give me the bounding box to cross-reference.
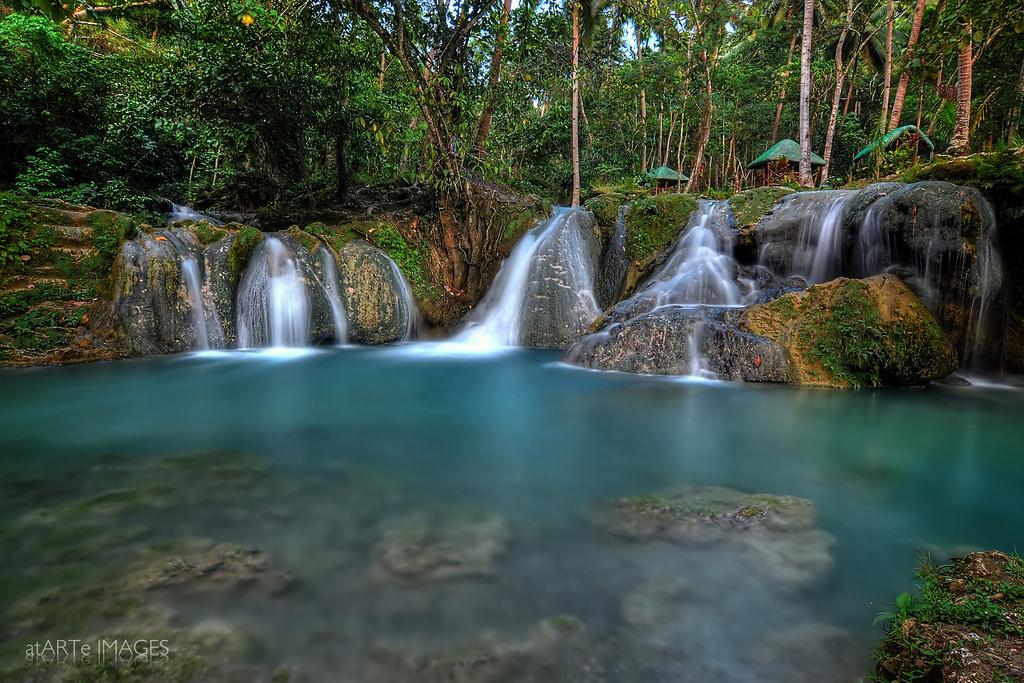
[792,191,853,284]
[454,208,597,348]
[318,249,348,345]
[236,237,310,348]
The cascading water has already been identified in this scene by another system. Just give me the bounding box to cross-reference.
[388,258,418,342]
[180,256,223,351]
[792,191,853,283]
[236,237,310,348]
[454,208,598,347]
[168,203,222,225]
[640,199,741,306]
[317,249,348,344]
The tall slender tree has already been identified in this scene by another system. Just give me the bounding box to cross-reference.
[798,0,814,185]
[571,0,581,206]
[888,0,928,130]
[947,20,973,155]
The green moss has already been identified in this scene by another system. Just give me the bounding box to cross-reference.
[0,193,56,272]
[728,186,795,229]
[192,221,226,245]
[624,193,698,263]
[584,193,628,229]
[369,222,431,299]
[86,211,136,269]
[284,226,318,254]
[227,227,264,283]
[500,203,549,243]
[795,280,946,388]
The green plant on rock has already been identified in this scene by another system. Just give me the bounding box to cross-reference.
[624,194,697,264]
[796,281,946,388]
[191,222,226,245]
[369,222,430,298]
[86,211,137,269]
[227,227,264,283]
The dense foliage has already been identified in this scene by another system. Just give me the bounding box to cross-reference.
[0,0,1022,212]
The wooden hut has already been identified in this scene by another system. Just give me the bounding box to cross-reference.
[645,165,689,194]
[748,139,826,186]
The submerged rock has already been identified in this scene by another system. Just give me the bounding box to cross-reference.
[128,543,295,596]
[367,615,598,683]
[589,485,817,541]
[372,510,509,581]
[337,239,415,344]
[589,485,834,588]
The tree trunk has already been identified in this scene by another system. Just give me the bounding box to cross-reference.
[685,58,714,194]
[1007,57,1024,144]
[474,0,513,157]
[879,0,894,133]
[639,34,647,174]
[820,0,854,185]
[771,9,798,142]
[335,134,349,198]
[571,0,581,206]
[662,110,676,167]
[948,24,973,156]
[888,0,927,131]
[798,0,814,186]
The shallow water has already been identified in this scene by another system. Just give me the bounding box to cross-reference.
[1,348,1022,681]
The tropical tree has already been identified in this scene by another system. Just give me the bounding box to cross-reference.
[798,0,814,185]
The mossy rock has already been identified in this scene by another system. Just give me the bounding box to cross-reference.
[744,274,957,388]
[366,222,430,300]
[584,192,628,235]
[191,221,227,245]
[283,225,319,254]
[623,193,698,264]
[226,226,264,284]
[728,186,795,252]
[874,551,1024,683]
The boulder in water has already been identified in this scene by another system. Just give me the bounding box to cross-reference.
[745,274,958,387]
[519,209,601,347]
[565,305,791,382]
[337,239,416,344]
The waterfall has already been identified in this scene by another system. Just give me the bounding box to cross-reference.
[318,249,348,344]
[686,319,717,380]
[454,208,597,347]
[388,258,418,342]
[641,200,741,306]
[236,237,310,348]
[854,203,892,276]
[168,203,222,225]
[180,256,223,351]
[792,191,852,284]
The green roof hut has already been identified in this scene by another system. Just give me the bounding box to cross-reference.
[748,139,825,186]
[853,125,935,163]
[645,165,689,193]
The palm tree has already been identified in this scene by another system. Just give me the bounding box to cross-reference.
[887,0,928,130]
[947,21,973,155]
[798,0,814,186]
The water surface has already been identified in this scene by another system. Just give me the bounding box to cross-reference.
[1,348,1021,681]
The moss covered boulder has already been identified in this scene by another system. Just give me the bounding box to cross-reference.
[618,193,698,294]
[337,239,416,344]
[745,275,957,388]
[728,186,795,260]
[874,551,1024,683]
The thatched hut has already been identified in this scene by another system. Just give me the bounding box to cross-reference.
[748,139,825,186]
